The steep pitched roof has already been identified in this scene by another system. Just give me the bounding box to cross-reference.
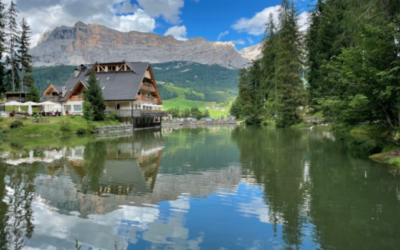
[60,62,149,102]
[52,84,64,93]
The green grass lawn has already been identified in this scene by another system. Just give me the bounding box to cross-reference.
[161,85,233,118]
[0,116,120,137]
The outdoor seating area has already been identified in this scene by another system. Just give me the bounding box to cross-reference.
[0,101,63,118]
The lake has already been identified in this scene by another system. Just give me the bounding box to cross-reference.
[1,127,400,250]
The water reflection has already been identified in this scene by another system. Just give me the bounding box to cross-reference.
[232,127,400,250]
[0,127,399,249]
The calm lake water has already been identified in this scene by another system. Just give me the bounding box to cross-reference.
[1,127,400,250]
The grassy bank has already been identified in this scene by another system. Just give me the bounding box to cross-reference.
[0,116,120,137]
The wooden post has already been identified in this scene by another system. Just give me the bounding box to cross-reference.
[131,101,135,130]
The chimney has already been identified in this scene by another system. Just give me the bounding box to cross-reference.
[62,87,67,97]
[74,68,80,78]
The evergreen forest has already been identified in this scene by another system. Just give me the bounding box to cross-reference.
[0,0,39,102]
[231,0,400,136]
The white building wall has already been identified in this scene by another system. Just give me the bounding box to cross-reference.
[62,101,84,115]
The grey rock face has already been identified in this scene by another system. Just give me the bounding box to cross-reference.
[30,22,253,68]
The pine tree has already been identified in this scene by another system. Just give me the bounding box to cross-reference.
[83,70,105,121]
[27,83,40,102]
[83,101,94,124]
[306,0,324,108]
[274,0,305,127]
[5,1,20,92]
[236,60,264,124]
[18,18,33,90]
[261,13,279,117]
[0,0,7,96]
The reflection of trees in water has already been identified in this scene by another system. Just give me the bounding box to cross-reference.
[0,162,38,250]
[232,127,400,250]
[82,140,107,193]
[231,127,308,249]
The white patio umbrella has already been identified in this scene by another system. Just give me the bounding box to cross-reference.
[4,101,23,106]
[29,150,33,163]
[40,101,59,113]
[3,101,23,113]
[40,101,58,105]
[21,101,40,116]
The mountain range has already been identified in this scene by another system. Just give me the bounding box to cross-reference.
[30,21,262,69]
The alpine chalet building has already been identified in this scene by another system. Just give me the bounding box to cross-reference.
[41,61,167,127]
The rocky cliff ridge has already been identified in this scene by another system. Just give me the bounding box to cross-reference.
[30,22,259,68]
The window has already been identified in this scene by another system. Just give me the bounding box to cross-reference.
[64,105,72,111]
[116,104,120,110]
[73,105,82,112]
[138,92,141,95]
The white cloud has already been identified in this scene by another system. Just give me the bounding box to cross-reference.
[232,39,245,45]
[137,0,184,24]
[247,37,254,44]
[11,0,157,48]
[232,5,309,35]
[232,5,281,36]
[217,31,229,41]
[164,25,187,40]
[298,11,310,32]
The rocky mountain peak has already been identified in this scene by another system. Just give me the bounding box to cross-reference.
[74,21,87,27]
[30,22,261,68]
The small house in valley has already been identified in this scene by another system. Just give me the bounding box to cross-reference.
[41,61,167,127]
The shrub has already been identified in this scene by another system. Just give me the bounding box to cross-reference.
[22,116,28,120]
[76,128,86,135]
[10,142,23,149]
[106,112,118,121]
[85,124,96,134]
[10,120,23,129]
[59,120,72,132]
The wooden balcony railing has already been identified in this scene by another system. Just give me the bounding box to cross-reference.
[41,96,61,102]
[140,83,156,92]
[105,109,168,118]
[136,95,158,103]
[69,96,84,101]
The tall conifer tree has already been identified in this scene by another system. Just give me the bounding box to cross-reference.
[18,18,34,91]
[274,0,305,127]
[261,14,278,117]
[0,0,6,96]
[83,70,105,121]
[5,0,19,92]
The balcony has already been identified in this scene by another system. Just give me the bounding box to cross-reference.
[41,96,61,102]
[140,83,156,92]
[136,95,158,103]
[105,109,168,118]
[69,96,84,101]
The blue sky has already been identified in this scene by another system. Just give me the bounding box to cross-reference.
[12,0,313,50]
[152,0,313,50]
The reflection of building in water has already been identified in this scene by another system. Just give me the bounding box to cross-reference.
[34,135,165,218]
[32,132,243,219]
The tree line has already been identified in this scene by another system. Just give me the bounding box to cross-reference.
[0,0,39,102]
[231,0,400,134]
[167,106,210,120]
